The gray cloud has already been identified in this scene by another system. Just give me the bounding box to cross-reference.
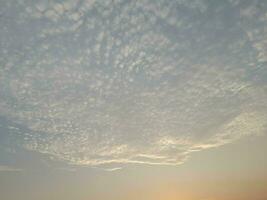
[0,0,267,167]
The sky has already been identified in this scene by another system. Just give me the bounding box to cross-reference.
[0,0,267,199]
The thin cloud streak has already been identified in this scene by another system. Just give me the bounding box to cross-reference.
[0,165,23,172]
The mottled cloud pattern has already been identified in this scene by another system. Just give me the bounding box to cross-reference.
[0,0,267,167]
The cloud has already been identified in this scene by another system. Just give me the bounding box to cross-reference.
[103,167,122,172]
[56,167,77,172]
[0,165,23,172]
[0,0,267,167]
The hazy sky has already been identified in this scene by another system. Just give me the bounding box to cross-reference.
[0,0,267,200]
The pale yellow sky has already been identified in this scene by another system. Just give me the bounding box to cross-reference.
[1,133,266,200]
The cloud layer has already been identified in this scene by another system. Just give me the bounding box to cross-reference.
[0,0,267,167]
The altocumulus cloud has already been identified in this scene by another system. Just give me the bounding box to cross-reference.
[0,0,267,167]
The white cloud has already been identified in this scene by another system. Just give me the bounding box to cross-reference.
[0,0,266,167]
[103,167,122,172]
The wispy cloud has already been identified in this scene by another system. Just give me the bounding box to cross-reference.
[56,167,76,172]
[0,165,23,172]
[103,167,122,172]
